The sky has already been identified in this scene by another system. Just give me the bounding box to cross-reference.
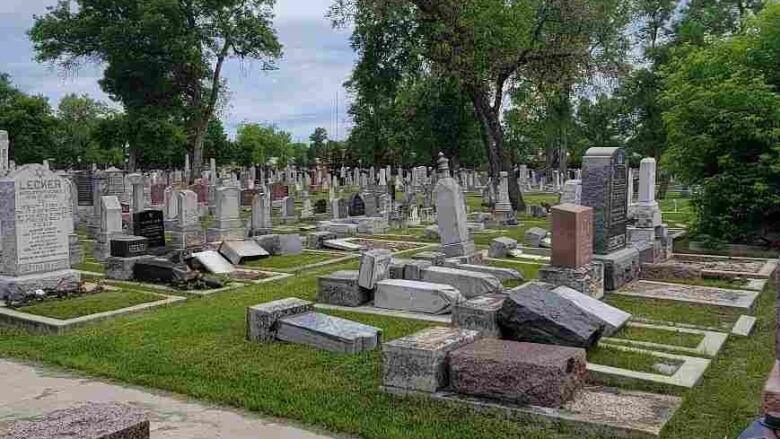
[0,0,356,142]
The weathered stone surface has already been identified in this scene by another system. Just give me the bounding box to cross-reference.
[109,235,148,258]
[498,282,605,348]
[539,262,604,299]
[0,403,149,439]
[374,279,465,315]
[279,234,304,255]
[105,256,152,281]
[452,294,506,337]
[388,258,409,279]
[246,298,313,342]
[551,286,630,336]
[763,360,780,415]
[219,239,270,265]
[382,327,480,392]
[449,339,587,408]
[323,238,363,251]
[448,264,523,282]
[525,227,548,247]
[403,260,432,281]
[276,311,381,354]
[358,249,393,289]
[550,204,593,269]
[411,251,447,266]
[421,266,501,299]
[317,270,370,307]
[253,234,281,254]
[133,259,194,284]
[581,147,629,254]
[594,246,640,291]
[434,154,474,258]
[306,231,336,249]
[488,237,517,258]
[191,250,235,274]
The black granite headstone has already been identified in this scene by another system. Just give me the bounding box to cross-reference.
[132,210,166,248]
[314,199,327,214]
[110,235,149,258]
[582,147,628,254]
[348,193,365,216]
[133,259,194,284]
[75,173,94,206]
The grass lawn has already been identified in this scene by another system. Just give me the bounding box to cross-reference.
[16,289,163,320]
[0,252,773,439]
[610,325,704,349]
[604,295,742,330]
[486,259,543,280]
[75,260,105,274]
[587,345,683,376]
[240,251,345,271]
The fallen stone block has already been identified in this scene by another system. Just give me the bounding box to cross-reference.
[276,311,381,354]
[246,298,314,342]
[551,286,630,336]
[253,234,281,254]
[191,250,235,274]
[323,238,363,251]
[403,260,432,281]
[488,237,517,258]
[498,282,605,349]
[525,227,548,247]
[452,294,506,337]
[421,266,502,298]
[306,231,336,249]
[220,239,270,265]
[0,403,149,439]
[447,263,523,282]
[382,327,480,392]
[411,251,447,266]
[279,234,304,255]
[449,339,587,408]
[374,279,465,315]
[358,249,393,289]
[318,270,370,307]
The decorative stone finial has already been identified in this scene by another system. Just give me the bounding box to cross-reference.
[437,152,450,175]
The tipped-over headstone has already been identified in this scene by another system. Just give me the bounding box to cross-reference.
[551,285,630,336]
[374,279,465,315]
[421,266,502,298]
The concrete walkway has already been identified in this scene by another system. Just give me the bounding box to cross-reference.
[0,358,338,438]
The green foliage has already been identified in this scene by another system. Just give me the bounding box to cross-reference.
[235,123,296,168]
[0,73,58,164]
[661,3,780,243]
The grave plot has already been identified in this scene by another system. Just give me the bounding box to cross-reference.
[602,322,728,358]
[613,280,759,311]
[641,253,777,282]
[341,238,435,254]
[0,283,185,334]
[604,294,745,332]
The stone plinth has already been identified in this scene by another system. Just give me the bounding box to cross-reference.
[411,251,447,266]
[539,262,604,299]
[276,311,381,354]
[382,327,480,393]
[448,339,587,408]
[0,270,80,298]
[169,226,205,250]
[105,256,152,281]
[594,246,640,291]
[317,270,370,307]
[219,240,269,265]
[246,298,313,342]
[452,294,506,337]
[551,204,593,268]
[0,403,149,439]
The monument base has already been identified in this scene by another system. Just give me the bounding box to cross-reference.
[538,262,605,299]
[594,247,640,291]
[69,234,83,267]
[633,202,662,228]
[440,241,477,258]
[170,226,206,250]
[106,256,153,281]
[93,232,122,262]
[629,225,673,263]
[0,269,81,298]
[205,227,245,243]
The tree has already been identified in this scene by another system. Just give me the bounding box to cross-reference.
[308,127,329,163]
[235,123,294,168]
[55,94,116,167]
[661,3,780,244]
[30,0,282,176]
[332,0,631,210]
[0,73,58,165]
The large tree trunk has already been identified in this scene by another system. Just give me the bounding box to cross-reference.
[190,42,229,183]
[465,83,525,212]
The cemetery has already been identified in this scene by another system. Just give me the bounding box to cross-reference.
[0,0,779,437]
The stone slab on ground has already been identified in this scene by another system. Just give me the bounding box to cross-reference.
[317,270,370,307]
[732,315,757,337]
[246,298,313,342]
[445,263,523,282]
[452,294,506,337]
[382,385,681,439]
[220,240,270,265]
[358,249,392,289]
[421,266,502,299]
[498,282,605,349]
[589,344,710,389]
[488,237,517,258]
[276,311,381,354]
[551,286,630,336]
[382,327,480,393]
[314,303,451,324]
[322,239,363,252]
[0,403,149,439]
[191,250,235,274]
[603,322,728,358]
[0,359,335,439]
[449,339,587,408]
[614,280,759,311]
[374,279,465,315]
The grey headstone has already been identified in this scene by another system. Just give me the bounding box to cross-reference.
[524,227,548,247]
[317,270,370,307]
[276,311,381,354]
[219,239,270,265]
[192,250,235,274]
[374,279,465,315]
[421,266,502,299]
[358,249,393,289]
[246,298,313,342]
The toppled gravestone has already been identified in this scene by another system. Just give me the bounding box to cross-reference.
[448,338,587,408]
[551,286,630,336]
[0,403,149,439]
[497,282,605,348]
[488,237,517,258]
[421,266,502,298]
[358,249,392,289]
[317,270,370,307]
[374,279,465,315]
[524,227,548,247]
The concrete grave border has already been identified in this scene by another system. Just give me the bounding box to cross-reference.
[613,280,759,311]
[603,322,728,357]
[588,344,710,390]
[0,291,186,334]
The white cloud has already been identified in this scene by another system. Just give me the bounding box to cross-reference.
[0,0,355,141]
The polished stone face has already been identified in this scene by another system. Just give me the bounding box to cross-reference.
[581,147,628,254]
[551,204,593,269]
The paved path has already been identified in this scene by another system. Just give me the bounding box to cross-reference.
[0,358,338,438]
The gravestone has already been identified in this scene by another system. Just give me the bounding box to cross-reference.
[110,235,148,258]
[0,164,80,297]
[93,195,123,261]
[132,210,166,248]
[374,279,465,315]
[169,190,205,249]
[348,193,365,216]
[191,250,235,274]
[0,403,149,439]
[317,270,369,307]
[276,311,381,354]
[539,204,604,298]
[560,179,582,205]
[249,192,272,236]
[75,172,94,206]
[434,153,475,258]
[358,249,393,289]
[314,199,327,214]
[421,266,502,299]
[493,171,514,224]
[207,186,245,241]
[581,147,640,290]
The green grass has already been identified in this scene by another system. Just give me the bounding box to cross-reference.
[587,345,682,375]
[486,260,542,280]
[75,260,105,274]
[604,294,742,330]
[657,276,750,290]
[240,251,344,271]
[610,325,704,348]
[17,289,163,320]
